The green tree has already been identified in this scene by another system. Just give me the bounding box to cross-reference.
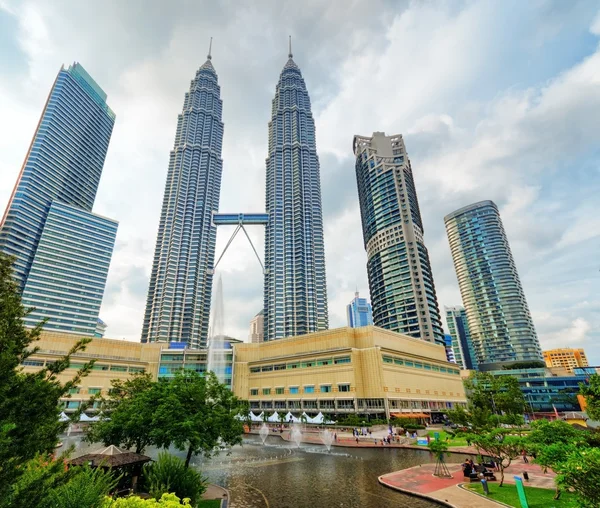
[151,371,247,467]
[48,465,119,508]
[580,374,600,421]
[0,253,94,504]
[464,372,526,416]
[86,373,158,453]
[554,447,600,507]
[465,428,524,486]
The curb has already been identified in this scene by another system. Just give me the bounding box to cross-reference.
[456,483,513,507]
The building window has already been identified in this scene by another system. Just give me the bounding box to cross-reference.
[111,365,128,372]
[250,367,261,373]
[382,356,393,364]
[88,388,101,395]
[68,387,80,395]
[275,387,284,395]
[262,388,271,395]
[22,359,44,367]
[304,386,315,394]
[92,364,109,371]
[320,385,331,393]
[289,386,299,394]
[334,356,351,365]
[338,384,351,392]
[250,389,258,396]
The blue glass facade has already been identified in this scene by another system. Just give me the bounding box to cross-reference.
[142,56,223,348]
[263,51,328,341]
[20,202,117,335]
[444,201,542,368]
[0,63,115,291]
[353,133,444,345]
[346,292,374,328]
[445,306,477,370]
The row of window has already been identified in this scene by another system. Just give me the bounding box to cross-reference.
[250,383,350,396]
[249,355,351,374]
[21,359,145,374]
[381,355,460,375]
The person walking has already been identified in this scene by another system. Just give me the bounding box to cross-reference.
[522,450,529,463]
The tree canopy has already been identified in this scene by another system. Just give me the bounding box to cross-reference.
[580,374,600,421]
[0,253,95,505]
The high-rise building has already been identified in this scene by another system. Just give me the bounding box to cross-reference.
[346,291,374,328]
[0,63,115,291]
[249,310,264,343]
[444,334,457,364]
[20,202,117,336]
[353,132,444,345]
[445,306,477,370]
[444,200,542,369]
[263,42,328,341]
[544,348,589,373]
[142,50,223,348]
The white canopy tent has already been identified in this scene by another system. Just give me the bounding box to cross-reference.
[249,411,265,422]
[58,412,70,422]
[284,411,301,423]
[78,413,100,423]
[267,411,281,423]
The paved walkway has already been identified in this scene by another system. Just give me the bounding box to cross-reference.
[202,483,229,507]
[379,461,556,508]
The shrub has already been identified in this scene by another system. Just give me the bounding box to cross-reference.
[143,453,206,505]
[104,493,192,507]
[49,465,119,508]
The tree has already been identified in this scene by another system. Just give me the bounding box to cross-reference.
[554,447,600,508]
[464,372,526,416]
[580,374,600,421]
[428,439,451,478]
[0,253,94,504]
[143,452,206,504]
[86,373,158,453]
[465,428,524,486]
[151,371,247,467]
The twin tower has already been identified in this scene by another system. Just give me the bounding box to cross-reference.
[141,43,329,347]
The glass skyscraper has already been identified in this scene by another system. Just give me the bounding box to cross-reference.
[263,46,328,341]
[21,202,117,335]
[445,306,477,370]
[444,200,542,369]
[346,291,374,328]
[142,53,223,348]
[0,63,115,291]
[0,63,117,336]
[353,132,444,345]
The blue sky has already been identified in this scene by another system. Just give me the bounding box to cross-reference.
[0,0,599,362]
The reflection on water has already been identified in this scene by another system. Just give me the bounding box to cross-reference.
[61,434,468,507]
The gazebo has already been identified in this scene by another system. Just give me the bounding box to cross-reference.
[69,445,151,492]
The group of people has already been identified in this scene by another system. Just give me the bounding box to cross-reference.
[462,458,498,479]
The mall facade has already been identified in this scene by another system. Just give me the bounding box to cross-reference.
[23,327,467,420]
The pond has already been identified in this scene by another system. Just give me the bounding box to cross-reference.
[60,434,469,507]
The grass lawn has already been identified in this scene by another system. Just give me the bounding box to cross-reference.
[467,482,578,508]
[197,500,222,507]
[427,430,468,447]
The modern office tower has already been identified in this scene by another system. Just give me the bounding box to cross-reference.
[249,310,264,343]
[95,318,108,338]
[346,291,374,328]
[353,132,444,345]
[0,63,115,291]
[20,202,117,335]
[544,348,589,373]
[444,200,542,369]
[445,306,477,370]
[263,42,328,341]
[141,50,224,348]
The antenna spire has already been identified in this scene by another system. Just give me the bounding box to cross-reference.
[288,35,293,59]
[207,37,213,60]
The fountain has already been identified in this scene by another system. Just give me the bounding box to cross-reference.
[320,428,334,452]
[207,274,226,384]
[259,423,270,445]
[290,424,303,448]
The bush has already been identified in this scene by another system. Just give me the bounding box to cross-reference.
[104,493,192,507]
[50,465,119,508]
[390,417,425,430]
[143,453,206,505]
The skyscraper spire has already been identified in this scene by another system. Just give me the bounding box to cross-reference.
[207,37,213,60]
[288,35,293,58]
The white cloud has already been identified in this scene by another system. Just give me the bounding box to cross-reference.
[591,10,600,36]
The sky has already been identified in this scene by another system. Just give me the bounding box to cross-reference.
[1,0,599,363]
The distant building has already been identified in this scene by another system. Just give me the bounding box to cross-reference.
[346,292,373,328]
[444,201,542,369]
[249,310,264,343]
[233,326,466,420]
[444,335,456,364]
[353,132,444,345]
[94,318,108,338]
[544,348,589,373]
[445,306,477,370]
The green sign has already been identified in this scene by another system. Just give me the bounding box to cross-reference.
[434,432,440,441]
[514,476,529,508]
